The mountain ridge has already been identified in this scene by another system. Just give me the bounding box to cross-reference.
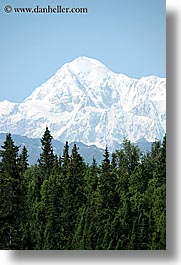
[0,133,153,166]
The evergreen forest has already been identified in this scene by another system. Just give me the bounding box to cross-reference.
[0,127,166,250]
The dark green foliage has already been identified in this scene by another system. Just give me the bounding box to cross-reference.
[40,174,64,249]
[0,134,22,249]
[36,127,56,200]
[18,146,29,174]
[117,138,140,176]
[62,143,87,248]
[0,128,166,250]
[38,126,55,173]
[62,141,69,175]
[84,158,98,201]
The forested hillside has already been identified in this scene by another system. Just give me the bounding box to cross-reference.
[0,127,166,250]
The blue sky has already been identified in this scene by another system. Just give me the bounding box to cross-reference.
[0,0,166,102]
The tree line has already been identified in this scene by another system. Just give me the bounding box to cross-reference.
[0,127,166,250]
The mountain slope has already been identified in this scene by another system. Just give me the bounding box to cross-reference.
[0,56,166,151]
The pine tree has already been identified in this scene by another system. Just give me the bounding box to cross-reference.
[62,144,86,248]
[20,165,40,249]
[38,126,55,173]
[0,133,22,249]
[119,138,140,176]
[36,127,55,201]
[160,134,166,185]
[94,147,119,249]
[62,141,70,176]
[73,158,99,249]
[18,146,29,174]
[84,158,98,201]
[41,174,64,249]
[16,145,29,249]
[111,152,117,169]
[101,146,110,172]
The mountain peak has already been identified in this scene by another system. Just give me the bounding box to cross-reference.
[62,56,109,75]
[72,56,104,65]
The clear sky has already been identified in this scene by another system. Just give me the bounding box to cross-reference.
[0,0,166,102]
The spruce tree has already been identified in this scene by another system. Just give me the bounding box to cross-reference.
[62,144,86,248]
[62,141,69,175]
[36,127,55,200]
[84,158,98,202]
[18,146,29,174]
[94,147,118,249]
[160,134,166,185]
[38,126,54,173]
[0,133,22,249]
[73,158,99,249]
[40,173,64,249]
[120,138,140,175]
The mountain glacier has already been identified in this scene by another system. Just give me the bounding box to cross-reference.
[0,56,166,151]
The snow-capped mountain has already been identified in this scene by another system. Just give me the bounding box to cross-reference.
[0,56,166,151]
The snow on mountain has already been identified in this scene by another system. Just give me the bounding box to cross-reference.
[0,100,17,115]
[0,56,166,151]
